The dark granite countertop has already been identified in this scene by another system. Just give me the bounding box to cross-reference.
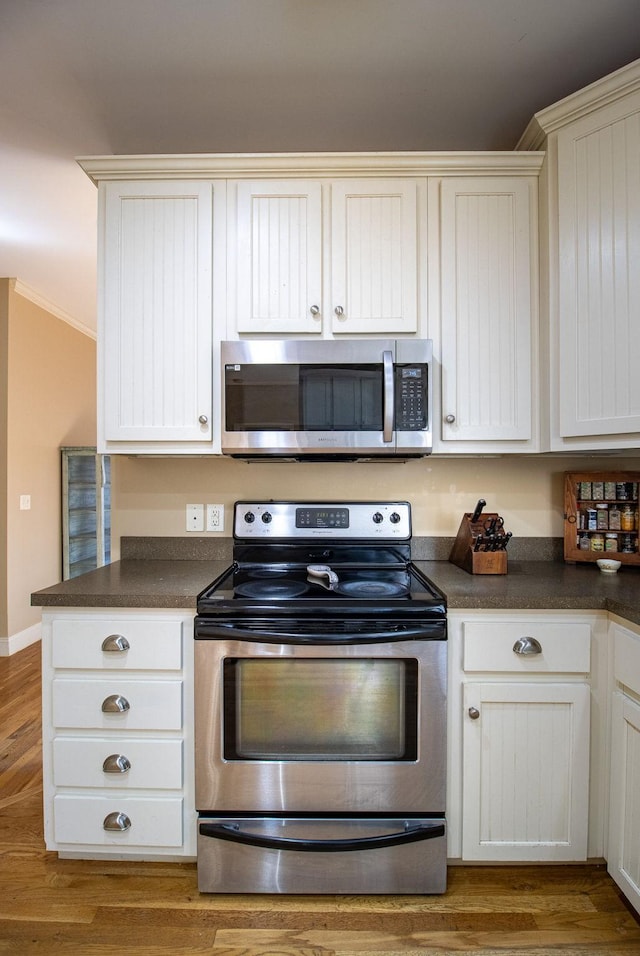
[31,549,640,627]
[31,559,230,609]
[415,559,640,625]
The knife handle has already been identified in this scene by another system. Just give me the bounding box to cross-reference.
[471,499,486,523]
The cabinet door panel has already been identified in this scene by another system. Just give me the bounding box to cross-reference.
[102,181,213,442]
[558,102,640,438]
[331,180,417,334]
[462,681,590,861]
[236,181,322,333]
[608,691,640,912]
[440,178,533,442]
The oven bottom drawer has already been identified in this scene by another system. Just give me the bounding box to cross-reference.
[197,815,447,894]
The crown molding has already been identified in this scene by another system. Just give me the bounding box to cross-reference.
[12,279,96,340]
[517,57,640,149]
[78,150,545,183]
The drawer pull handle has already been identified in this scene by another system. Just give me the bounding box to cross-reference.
[101,634,130,653]
[103,811,131,832]
[101,694,130,714]
[513,636,543,656]
[102,754,132,774]
[468,706,480,720]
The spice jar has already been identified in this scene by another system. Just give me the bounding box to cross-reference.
[621,505,635,531]
[590,533,605,551]
[596,504,609,529]
[621,534,635,553]
[605,534,618,552]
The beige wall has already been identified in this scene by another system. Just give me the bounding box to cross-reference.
[1,279,96,650]
[111,451,640,554]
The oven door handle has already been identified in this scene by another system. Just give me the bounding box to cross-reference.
[199,820,445,853]
[196,623,444,644]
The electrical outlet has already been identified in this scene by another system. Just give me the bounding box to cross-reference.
[186,503,204,532]
[206,503,224,532]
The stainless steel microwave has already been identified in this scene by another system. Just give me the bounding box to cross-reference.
[221,339,432,460]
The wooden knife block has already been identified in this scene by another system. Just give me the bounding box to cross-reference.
[449,512,508,575]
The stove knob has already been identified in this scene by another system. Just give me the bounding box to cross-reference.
[372,512,384,524]
[261,511,272,524]
[244,511,255,524]
[390,512,401,524]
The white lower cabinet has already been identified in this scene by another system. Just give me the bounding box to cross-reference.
[42,609,196,859]
[608,622,640,913]
[448,611,599,862]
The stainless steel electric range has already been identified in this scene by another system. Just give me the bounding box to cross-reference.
[194,501,447,894]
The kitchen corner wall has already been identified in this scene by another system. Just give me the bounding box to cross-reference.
[111,452,640,556]
[1,279,97,653]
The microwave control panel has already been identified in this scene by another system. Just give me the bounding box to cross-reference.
[395,366,428,429]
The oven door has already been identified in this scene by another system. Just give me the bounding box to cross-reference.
[194,626,446,814]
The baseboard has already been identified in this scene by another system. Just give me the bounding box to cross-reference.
[0,622,41,656]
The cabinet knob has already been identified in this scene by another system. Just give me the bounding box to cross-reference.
[445,414,456,424]
[468,707,480,720]
[101,694,130,714]
[513,636,543,656]
[103,811,131,832]
[102,754,132,774]
[198,414,209,425]
[334,305,345,317]
[309,305,320,316]
[101,634,130,653]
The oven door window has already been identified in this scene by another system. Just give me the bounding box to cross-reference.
[223,658,418,761]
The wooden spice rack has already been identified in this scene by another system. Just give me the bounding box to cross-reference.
[564,471,640,565]
[449,512,508,575]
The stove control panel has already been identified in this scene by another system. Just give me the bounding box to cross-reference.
[234,501,411,539]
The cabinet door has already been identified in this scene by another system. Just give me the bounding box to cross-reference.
[608,691,640,913]
[440,178,535,443]
[102,181,213,443]
[462,681,590,861]
[331,180,418,334]
[236,180,322,333]
[556,97,640,440]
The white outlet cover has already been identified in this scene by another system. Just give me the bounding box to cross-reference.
[206,504,224,531]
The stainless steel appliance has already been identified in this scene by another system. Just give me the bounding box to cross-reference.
[194,501,447,894]
[221,339,432,459]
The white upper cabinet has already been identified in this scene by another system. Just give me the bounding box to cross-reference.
[557,96,640,443]
[436,176,538,450]
[236,180,323,334]
[520,60,640,451]
[330,180,417,334]
[100,180,222,453]
[232,178,418,336]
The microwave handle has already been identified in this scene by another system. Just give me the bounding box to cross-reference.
[382,350,394,442]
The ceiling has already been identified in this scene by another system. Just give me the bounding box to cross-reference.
[1,0,639,336]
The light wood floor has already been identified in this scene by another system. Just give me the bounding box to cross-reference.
[1,641,639,955]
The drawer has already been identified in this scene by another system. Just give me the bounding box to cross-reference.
[52,679,182,730]
[53,737,183,789]
[463,621,591,673]
[53,794,183,847]
[51,619,182,671]
[613,624,640,694]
